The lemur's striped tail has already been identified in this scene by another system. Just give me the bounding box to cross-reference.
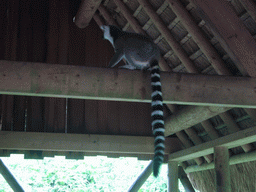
[150,60,165,177]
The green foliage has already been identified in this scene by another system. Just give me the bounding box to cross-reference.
[0,155,186,192]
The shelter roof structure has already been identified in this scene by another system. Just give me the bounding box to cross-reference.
[1,0,256,191]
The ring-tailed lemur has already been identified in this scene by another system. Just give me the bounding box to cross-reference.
[101,25,165,177]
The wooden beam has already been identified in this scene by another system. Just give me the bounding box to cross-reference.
[185,149,256,173]
[1,60,256,109]
[0,131,180,155]
[74,0,102,28]
[168,126,256,162]
[0,159,25,192]
[165,106,231,136]
[190,0,256,77]
[128,161,153,192]
[214,146,231,192]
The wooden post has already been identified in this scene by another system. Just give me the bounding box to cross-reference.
[0,159,24,192]
[128,161,153,192]
[168,161,179,192]
[214,146,231,192]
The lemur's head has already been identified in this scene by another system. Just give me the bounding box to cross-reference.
[100,25,122,46]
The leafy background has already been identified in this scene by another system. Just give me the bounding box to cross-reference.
[0,155,186,192]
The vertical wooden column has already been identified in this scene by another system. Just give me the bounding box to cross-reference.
[168,161,179,192]
[214,146,231,192]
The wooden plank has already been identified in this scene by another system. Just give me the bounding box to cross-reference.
[58,0,70,66]
[17,0,32,62]
[30,0,48,63]
[1,95,14,131]
[168,126,256,162]
[44,98,66,133]
[4,0,19,61]
[0,0,7,60]
[84,100,99,134]
[67,99,85,133]
[1,61,256,108]
[27,97,45,132]
[0,131,181,155]
[13,96,26,131]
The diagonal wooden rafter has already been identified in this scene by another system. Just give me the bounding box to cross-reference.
[137,0,199,74]
[190,0,256,77]
[74,0,103,28]
[168,0,231,76]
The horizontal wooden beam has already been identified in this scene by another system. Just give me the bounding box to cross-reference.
[0,131,180,155]
[168,126,256,162]
[185,150,256,173]
[1,60,256,108]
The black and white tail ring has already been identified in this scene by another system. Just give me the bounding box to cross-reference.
[150,60,165,177]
